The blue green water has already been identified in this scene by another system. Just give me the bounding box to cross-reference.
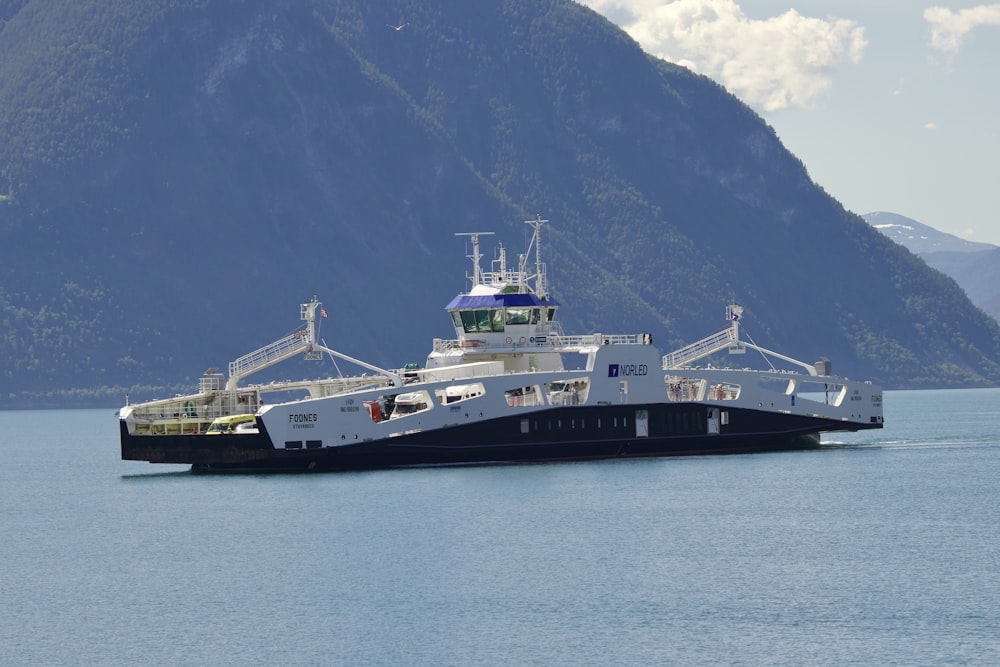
[2,389,998,665]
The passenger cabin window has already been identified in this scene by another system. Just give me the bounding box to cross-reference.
[393,401,427,416]
[504,385,543,407]
[387,391,434,419]
[434,383,486,405]
[546,379,590,406]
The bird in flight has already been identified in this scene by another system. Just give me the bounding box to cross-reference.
[388,22,408,31]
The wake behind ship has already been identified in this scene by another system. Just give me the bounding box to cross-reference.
[119,217,883,472]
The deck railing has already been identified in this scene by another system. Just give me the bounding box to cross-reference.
[662,329,735,369]
[432,333,647,353]
[228,327,311,382]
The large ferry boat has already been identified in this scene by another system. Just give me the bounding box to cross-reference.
[119,217,883,472]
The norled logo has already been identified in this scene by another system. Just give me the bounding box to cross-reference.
[608,364,647,377]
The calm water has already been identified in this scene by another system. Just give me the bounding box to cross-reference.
[2,389,998,666]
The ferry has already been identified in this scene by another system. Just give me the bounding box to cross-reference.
[119,217,883,472]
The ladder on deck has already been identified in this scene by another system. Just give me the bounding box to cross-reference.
[662,328,736,369]
[228,328,312,388]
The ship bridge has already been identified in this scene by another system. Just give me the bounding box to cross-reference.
[446,215,561,349]
[445,290,560,346]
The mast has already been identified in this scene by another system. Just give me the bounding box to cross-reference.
[497,242,507,280]
[523,214,548,298]
[727,304,743,341]
[455,231,495,289]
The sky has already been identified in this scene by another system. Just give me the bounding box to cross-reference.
[578,0,1000,245]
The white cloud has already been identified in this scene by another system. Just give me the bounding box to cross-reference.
[580,0,866,111]
[924,122,937,130]
[924,4,1000,53]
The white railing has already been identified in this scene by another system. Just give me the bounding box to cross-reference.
[432,333,649,353]
[228,327,311,382]
[662,328,736,369]
[128,390,262,424]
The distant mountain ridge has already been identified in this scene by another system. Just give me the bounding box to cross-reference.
[1,0,1000,406]
[864,212,1000,322]
[864,211,996,254]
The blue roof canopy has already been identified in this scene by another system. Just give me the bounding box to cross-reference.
[445,293,560,310]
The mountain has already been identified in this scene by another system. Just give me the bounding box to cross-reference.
[864,211,995,254]
[2,0,1000,407]
[865,212,1000,322]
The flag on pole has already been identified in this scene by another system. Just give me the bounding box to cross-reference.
[321,307,328,318]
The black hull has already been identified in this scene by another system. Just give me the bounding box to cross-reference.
[122,403,879,473]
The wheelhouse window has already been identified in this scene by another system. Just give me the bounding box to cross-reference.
[458,309,504,333]
[505,308,530,325]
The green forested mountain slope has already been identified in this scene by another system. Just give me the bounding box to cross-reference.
[1,0,998,406]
